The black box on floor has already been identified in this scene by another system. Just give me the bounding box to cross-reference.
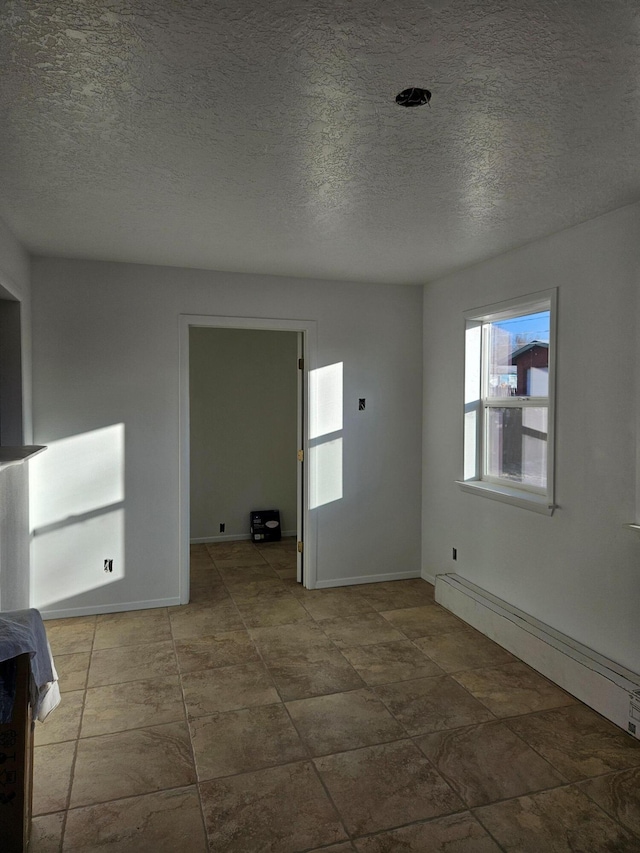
[250,509,281,542]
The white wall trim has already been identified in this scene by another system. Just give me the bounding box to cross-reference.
[315,571,421,589]
[41,597,181,620]
[436,573,640,740]
[179,313,318,602]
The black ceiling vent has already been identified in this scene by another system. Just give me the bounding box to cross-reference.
[395,87,431,107]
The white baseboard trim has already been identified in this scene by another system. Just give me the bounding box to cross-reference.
[314,571,421,589]
[40,597,181,620]
[421,571,436,586]
[191,531,296,544]
[435,573,640,740]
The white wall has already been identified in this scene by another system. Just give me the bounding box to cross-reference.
[30,258,423,616]
[422,203,640,673]
[189,327,298,540]
[0,216,32,611]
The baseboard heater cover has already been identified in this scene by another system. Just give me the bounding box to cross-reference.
[435,573,640,741]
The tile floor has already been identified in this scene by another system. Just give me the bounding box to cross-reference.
[29,539,640,852]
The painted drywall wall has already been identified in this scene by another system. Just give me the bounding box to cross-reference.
[29,258,423,616]
[422,202,640,673]
[0,216,31,611]
[189,328,298,540]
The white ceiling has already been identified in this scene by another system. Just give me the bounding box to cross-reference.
[1,0,639,284]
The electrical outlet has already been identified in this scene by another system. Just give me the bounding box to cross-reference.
[452,548,457,561]
[103,559,113,573]
[219,523,225,533]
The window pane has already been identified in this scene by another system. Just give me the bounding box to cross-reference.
[486,406,548,489]
[487,311,550,398]
[464,408,478,480]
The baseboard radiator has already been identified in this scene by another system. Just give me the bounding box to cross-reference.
[435,573,640,741]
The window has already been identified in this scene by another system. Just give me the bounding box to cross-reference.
[458,289,556,514]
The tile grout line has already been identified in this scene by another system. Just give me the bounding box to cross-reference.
[171,600,212,851]
[60,614,96,849]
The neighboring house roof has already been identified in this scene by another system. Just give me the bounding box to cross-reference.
[511,341,549,361]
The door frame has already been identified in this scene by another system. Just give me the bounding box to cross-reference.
[178,313,317,604]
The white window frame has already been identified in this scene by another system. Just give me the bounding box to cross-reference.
[457,288,557,515]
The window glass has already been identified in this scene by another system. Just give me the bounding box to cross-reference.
[485,407,548,489]
[487,311,550,398]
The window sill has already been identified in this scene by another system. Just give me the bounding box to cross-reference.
[0,446,47,471]
[456,479,555,515]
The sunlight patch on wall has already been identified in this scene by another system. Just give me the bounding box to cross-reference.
[29,424,125,608]
[309,362,343,509]
[310,438,343,509]
[30,424,124,528]
[31,510,125,608]
[310,362,343,439]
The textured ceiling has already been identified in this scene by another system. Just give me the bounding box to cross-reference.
[1,0,639,284]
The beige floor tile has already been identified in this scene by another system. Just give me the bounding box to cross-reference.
[379,605,463,640]
[342,640,443,685]
[81,676,184,737]
[358,579,435,611]
[63,786,208,852]
[88,641,177,687]
[300,589,375,620]
[236,594,312,628]
[218,563,280,583]
[309,845,356,853]
[28,812,65,853]
[206,541,261,559]
[70,721,195,807]
[54,652,90,693]
[453,662,577,718]
[375,675,494,735]
[175,629,259,673]
[266,647,365,701]
[225,577,290,602]
[169,599,244,639]
[259,545,297,562]
[416,720,564,807]
[190,560,220,577]
[353,811,503,852]
[475,785,638,852]
[188,582,230,604]
[214,554,271,569]
[189,558,213,572]
[33,740,76,815]
[318,613,405,649]
[578,767,640,836]
[93,609,171,649]
[413,627,517,673]
[315,739,463,836]
[273,565,298,579]
[200,761,347,853]
[286,688,405,756]
[181,661,280,716]
[35,690,84,745]
[190,704,307,780]
[45,617,96,656]
[506,704,640,780]
[249,621,336,662]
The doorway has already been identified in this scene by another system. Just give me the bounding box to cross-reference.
[178,314,317,603]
